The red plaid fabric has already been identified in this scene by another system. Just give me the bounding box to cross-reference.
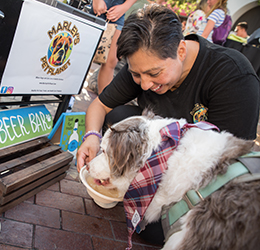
[123,121,219,250]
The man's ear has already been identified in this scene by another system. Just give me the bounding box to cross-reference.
[177,40,186,62]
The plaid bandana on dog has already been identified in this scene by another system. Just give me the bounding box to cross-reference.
[123,121,219,250]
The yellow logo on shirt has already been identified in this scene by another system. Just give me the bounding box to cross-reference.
[190,103,208,123]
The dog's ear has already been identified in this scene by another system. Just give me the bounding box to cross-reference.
[68,36,73,45]
[142,108,155,119]
[142,108,163,120]
[52,35,62,48]
[217,136,254,172]
[107,119,148,177]
[197,136,254,188]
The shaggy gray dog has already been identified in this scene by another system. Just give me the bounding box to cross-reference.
[88,111,260,250]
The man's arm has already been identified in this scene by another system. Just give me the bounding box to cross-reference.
[77,97,112,172]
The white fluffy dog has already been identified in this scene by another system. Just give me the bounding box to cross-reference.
[88,111,260,250]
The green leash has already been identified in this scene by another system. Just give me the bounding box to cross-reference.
[161,151,260,241]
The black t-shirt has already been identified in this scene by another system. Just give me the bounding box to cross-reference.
[99,34,260,140]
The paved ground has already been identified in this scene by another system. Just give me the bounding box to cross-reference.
[0,62,259,250]
[0,160,163,250]
[0,159,162,250]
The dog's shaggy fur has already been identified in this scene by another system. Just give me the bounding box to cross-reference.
[88,111,260,250]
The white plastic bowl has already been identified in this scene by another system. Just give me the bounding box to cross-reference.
[79,166,124,209]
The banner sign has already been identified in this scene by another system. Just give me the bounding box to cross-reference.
[0,105,53,149]
[0,0,105,95]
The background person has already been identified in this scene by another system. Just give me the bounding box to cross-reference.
[227,21,249,44]
[183,0,209,36]
[235,21,249,39]
[77,4,260,245]
[201,0,228,42]
[90,0,137,94]
[87,0,150,95]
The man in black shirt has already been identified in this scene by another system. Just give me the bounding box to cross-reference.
[77,4,259,244]
[77,3,259,171]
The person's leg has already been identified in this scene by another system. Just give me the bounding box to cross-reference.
[97,29,121,94]
[138,220,165,246]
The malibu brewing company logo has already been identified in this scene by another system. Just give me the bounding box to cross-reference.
[40,21,80,75]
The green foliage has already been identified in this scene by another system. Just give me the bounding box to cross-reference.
[163,0,198,17]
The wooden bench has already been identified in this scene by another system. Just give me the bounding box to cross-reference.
[0,136,73,213]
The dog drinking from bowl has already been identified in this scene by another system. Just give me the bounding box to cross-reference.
[87,110,260,250]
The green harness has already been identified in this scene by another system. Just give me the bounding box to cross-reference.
[161,151,260,241]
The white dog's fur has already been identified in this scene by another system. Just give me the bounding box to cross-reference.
[88,111,260,250]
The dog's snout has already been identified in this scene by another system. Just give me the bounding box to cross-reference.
[58,49,64,56]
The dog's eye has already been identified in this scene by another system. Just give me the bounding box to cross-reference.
[97,148,105,156]
[100,147,106,154]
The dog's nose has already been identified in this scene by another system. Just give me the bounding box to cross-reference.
[58,49,64,56]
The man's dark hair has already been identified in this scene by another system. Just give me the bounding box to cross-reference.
[237,22,248,31]
[117,4,183,60]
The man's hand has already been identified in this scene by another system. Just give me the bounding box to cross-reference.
[76,135,100,172]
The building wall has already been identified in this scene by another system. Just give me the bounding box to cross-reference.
[228,0,257,20]
[227,0,260,34]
